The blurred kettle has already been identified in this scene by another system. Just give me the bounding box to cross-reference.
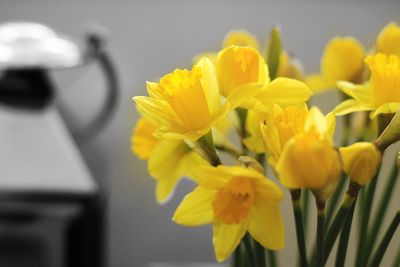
[0,21,119,143]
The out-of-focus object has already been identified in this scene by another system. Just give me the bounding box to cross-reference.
[0,21,119,142]
[0,21,115,267]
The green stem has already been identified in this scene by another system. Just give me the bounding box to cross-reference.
[196,131,221,166]
[243,233,256,267]
[334,198,357,267]
[301,189,310,234]
[215,144,241,158]
[326,172,348,227]
[392,244,400,267]
[233,246,242,267]
[254,240,266,267]
[291,190,308,267]
[235,108,248,155]
[365,161,398,261]
[355,173,379,267]
[368,211,400,267]
[316,204,326,267]
[266,249,277,267]
[323,186,358,264]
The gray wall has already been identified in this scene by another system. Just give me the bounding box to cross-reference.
[1,0,400,266]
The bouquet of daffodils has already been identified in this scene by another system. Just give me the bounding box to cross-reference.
[132,22,400,267]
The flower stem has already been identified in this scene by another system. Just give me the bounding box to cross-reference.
[235,108,248,155]
[325,172,347,228]
[392,243,400,267]
[368,211,400,267]
[316,201,326,267]
[355,173,379,267]
[323,183,359,264]
[243,233,256,267]
[291,190,308,267]
[365,161,398,261]
[254,239,266,267]
[233,246,241,267]
[334,197,357,267]
[266,249,277,267]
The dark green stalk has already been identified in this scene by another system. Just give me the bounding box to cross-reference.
[365,162,398,261]
[368,211,400,267]
[243,233,256,267]
[326,172,348,227]
[266,249,277,267]
[392,245,400,267]
[254,240,266,267]
[233,246,242,267]
[323,185,358,264]
[355,173,379,267]
[334,198,357,267]
[301,189,310,232]
[316,205,326,267]
[291,190,308,267]
[235,108,248,155]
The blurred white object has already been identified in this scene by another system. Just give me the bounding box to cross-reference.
[0,22,82,69]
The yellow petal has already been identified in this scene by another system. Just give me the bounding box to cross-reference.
[148,141,196,203]
[146,81,163,99]
[172,186,214,226]
[321,37,365,84]
[305,74,333,93]
[336,81,373,103]
[197,57,221,114]
[213,219,249,262]
[370,103,400,119]
[376,22,400,55]
[217,46,269,97]
[276,132,341,190]
[256,77,312,107]
[339,142,382,185]
[223,30,260,50]
[131,118,159,160]
[226,82,265,109]
[248,198,284,250]
[133,96,179,129]
[334,99,375,116]
[193,52,218,66]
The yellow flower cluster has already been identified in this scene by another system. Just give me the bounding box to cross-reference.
[131,23,400,264]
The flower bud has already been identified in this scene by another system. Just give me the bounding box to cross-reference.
[339,142,382,186]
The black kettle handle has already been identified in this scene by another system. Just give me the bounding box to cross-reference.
[72,31,119,143]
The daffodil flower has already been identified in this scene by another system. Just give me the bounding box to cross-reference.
[193,30,260,65]
[134,58,229,141]
[132,118,208,203]
[334,53,400,119]
[259,104,310,165]
[216,46,312,111]
[306,37,365,93]
[275,107,340,201]
[173,165,284,262]
[339,142,382,186]
[376,22,400,55]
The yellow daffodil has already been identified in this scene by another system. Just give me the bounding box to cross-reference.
[217,45,269,105]
[216,45,311,112]
[223,30,260,50]
[259,104,310,166]
[134,58,229,141]
[193,30,259,66]
[275,107,340,201]
[339,142,382,186]
[376,22,400,55]
[173,165,284,262]
[306,37,365,93]
[132,118,208,203]
[334,53,400,118]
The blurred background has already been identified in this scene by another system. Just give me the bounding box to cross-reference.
[0,0,399,266]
